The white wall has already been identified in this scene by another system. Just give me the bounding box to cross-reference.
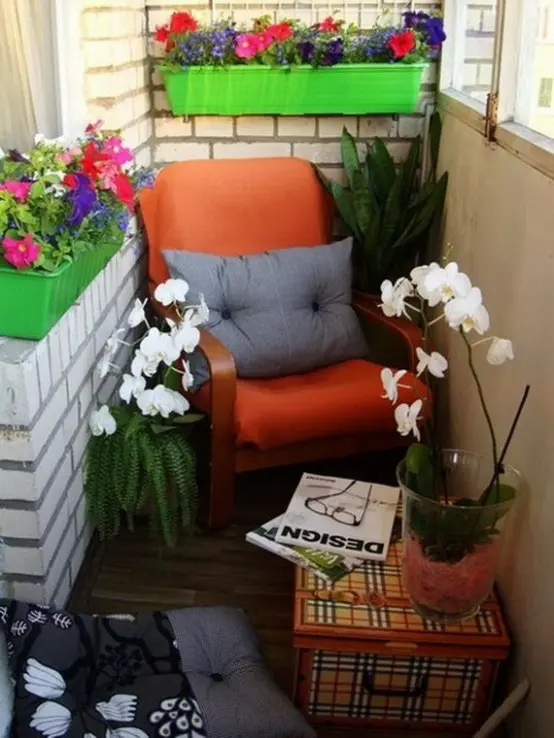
[437,110,554,738]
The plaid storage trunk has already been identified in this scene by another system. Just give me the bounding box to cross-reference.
[293,542,510,733]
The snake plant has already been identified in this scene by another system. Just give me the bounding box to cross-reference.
[318,112,448,293]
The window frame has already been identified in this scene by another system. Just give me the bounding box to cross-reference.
[440,0,554,180]
[53,0,87,140]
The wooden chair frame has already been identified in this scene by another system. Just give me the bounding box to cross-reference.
[197,290,424,528]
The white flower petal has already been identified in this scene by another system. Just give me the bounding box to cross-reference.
[24,659,66,699]
[96,694,137,723]
[128,298,146,328]
[30,701,71,738]
[487,338,514,365]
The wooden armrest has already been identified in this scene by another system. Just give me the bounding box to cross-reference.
[196,328,236,436]
[352,290,423,373]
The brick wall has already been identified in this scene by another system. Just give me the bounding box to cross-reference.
[0,231,145,606]
[83,0,153,166]
[147,0,440,171]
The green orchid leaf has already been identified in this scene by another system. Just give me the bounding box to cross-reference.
[170,413,204,425]
[405,443,435,499]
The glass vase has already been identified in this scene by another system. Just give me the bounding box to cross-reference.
[397,449,522,623]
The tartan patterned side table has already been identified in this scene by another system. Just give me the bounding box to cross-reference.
[293,542,510,733]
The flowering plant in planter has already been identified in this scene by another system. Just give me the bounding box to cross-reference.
[379,263,528,621]
[85,278,208,547]
[0,122,154,272]
[154,9,445,68]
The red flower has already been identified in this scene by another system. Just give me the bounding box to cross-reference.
[63,173,78,189]
[114,173,135,212]
[268,22,293,42]
[85,120,103,135]
[154,24,169,43]
[256,30,274,51]
[80,141,109,181]
[169,11,198,34]
[389,30,416,59]
[318,16,342,32]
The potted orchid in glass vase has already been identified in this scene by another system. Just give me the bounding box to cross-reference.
[379,262,528,622]
[85,278,208,547]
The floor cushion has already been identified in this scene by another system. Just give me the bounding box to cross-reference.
[2,600,314,738]
[168,607,315,738]
[191,358,428,450]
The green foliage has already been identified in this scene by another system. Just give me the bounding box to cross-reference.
[403,443,517,563]
[84,407,198,547]
[318,112,448,292]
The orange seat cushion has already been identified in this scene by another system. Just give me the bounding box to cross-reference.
[192,359,428,451]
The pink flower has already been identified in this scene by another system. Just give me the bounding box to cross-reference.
[256,30,273,52]
[2,234,40,269]
[58,147,81,165]
[235,33,261,59]
[86,120,104,135]
[103,136,133,166]
[0,180,33,202]
[96,159,122,192]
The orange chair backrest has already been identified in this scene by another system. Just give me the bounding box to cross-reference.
[139,157,334,288]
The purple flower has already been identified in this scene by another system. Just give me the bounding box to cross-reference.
[298,40,315,62]
[117,211,130,232]
[323,38,344,66]
[65,173,96,227]
[424,17,446,46]
[404,10,430,28]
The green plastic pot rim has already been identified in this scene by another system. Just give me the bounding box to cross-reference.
[159,62,428,75]
[0,260,72,278]
[396,447,524,512]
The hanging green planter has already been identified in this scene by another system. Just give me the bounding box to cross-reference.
[0,241,121,340]
[160,63,428,116]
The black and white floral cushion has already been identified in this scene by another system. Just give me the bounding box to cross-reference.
[1,600,206,738]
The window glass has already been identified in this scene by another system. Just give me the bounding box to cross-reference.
[515,1,554,139]
[462,0,498,105]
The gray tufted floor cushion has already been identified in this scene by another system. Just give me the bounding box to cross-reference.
[167,607,316,738]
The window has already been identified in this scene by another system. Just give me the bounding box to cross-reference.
[538,78,553,108]
[441,0,499,109]
[441,0,554,180]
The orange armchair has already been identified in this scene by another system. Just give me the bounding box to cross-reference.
[140,157,425,529]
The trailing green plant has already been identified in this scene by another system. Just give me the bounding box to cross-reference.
[317,112,448,293]
[84,277,209,547]
[85,407,199,546]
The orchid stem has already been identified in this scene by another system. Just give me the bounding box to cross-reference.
[461,330,500,498]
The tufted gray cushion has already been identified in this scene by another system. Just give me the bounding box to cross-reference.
[162,238,368,387]
[167,606,316,738]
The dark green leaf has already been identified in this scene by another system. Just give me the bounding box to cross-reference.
[351,170,372,236]
[171,413,204,424]
[329,181,361,242]
[380,174,404,249]
[399,136,421,210]
[405,443,435,499]
[366,138,396,206]
[391,173,448,253]
[340,127,361,190]
[428,111,442,176]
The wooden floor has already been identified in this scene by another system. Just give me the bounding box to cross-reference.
[70,451,477,738]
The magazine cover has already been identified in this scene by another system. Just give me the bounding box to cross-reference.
[275,473,400,561]
[246,516,362,583]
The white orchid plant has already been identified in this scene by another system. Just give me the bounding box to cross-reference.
[84,278,208,546]
[90,277,208,436]
[379,260,528,518]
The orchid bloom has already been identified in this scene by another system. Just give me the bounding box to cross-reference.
[380,368,407,404]
[487,338,514,365]
[444,287,490,335]
[139,327,180,368]
[89,406,117,436]
[410,262,441,303]
[119,374,146,404]
[128,298,147,328]
[131,350,159,378]
[423,262,472,305]
[182,361,195,390]
[136,384,187,418]
[416,347,448,378]
[380,277,413,318]
[172,319,200,354]
[394,400,423,441]
[154,278,190,306]
[185,294,209,327]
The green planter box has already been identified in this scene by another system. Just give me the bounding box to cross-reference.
[161,63,427,116]
[0,241,121,340]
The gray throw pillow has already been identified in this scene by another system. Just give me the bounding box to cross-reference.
[162,238,368,386]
